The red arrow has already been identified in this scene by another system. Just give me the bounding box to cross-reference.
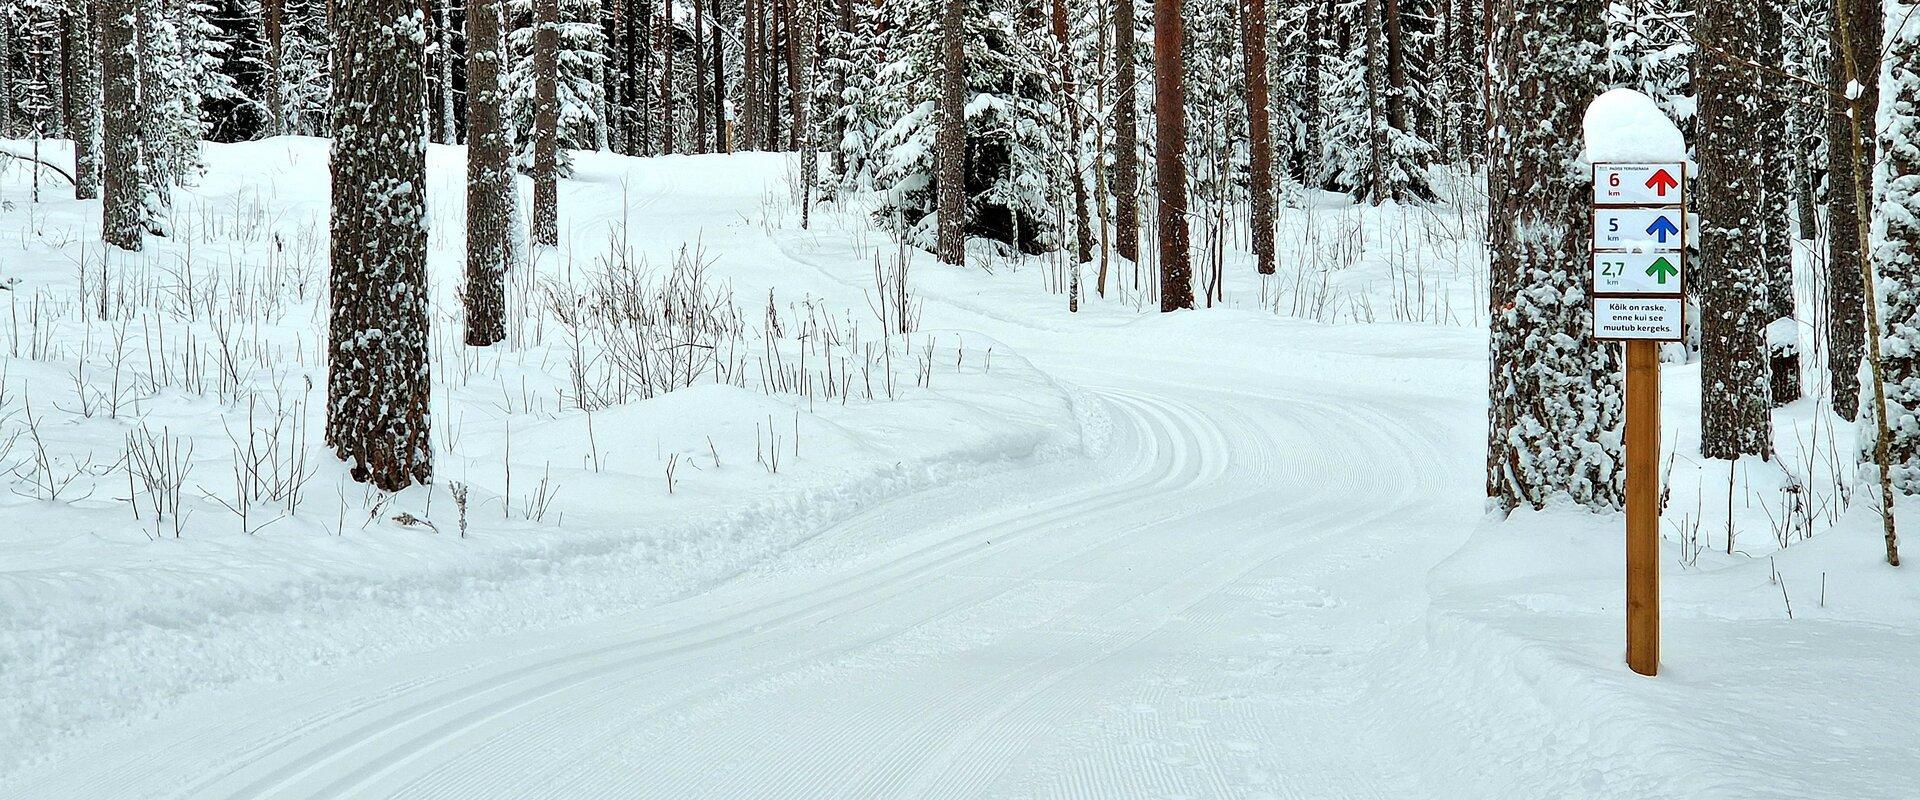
[1645,168,1679,196]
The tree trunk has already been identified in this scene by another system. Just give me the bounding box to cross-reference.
[1826,0,1879,419]
[328,0,433,491]
[63,2,101,200]
[464,0,513,346]
[1153,0,1192,311]
[1300,0,1322,184]
[1485,0,1622,511]
[712,8,727,151]
[743,0,759,149]
[1761,0,1799,407]
[531,0,560,247]
[694,0,708,153]
[661,0,676,153]
[1112,0,1139,263]
[1697,0,1774,458]
[264,0,286,136]
[435,0,456,143]
[1051,0,1092,265]
[1242,0,1274,274]
[934,0,965,265]
[100,0,145,250]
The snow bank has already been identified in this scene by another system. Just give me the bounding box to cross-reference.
[1583,88,1686,163]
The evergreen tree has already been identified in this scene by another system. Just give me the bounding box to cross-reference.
[1154,0,1192,309]
[465,0,517,345]
[1485,0,1622,510]
[1696,0,1774,459]
[327,0,433,491]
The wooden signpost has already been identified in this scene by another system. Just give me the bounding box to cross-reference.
[1591,162,1686,677]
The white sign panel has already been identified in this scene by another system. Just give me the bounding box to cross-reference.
[1593,163,1686,206]
[1593,208,1684,251]
[1594,297,1684,341]
[1593,252,1684,296]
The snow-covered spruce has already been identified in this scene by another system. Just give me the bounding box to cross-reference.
[1875,6,1920,493]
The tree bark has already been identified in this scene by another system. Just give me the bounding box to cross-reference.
[1153,0,1192,310]
[327,0,433,491]
[1242,0,1274,274]
[63,2,101,199]
[1697,0,1774,458]
[1826,0,1879,419]
[694,0,708,153]
[934,0,965,265]
[100,0,145,250]
[1485,0,1622,510]
[1112,0,1139,263]
[464,0,513,346]
[531,0,559,247]
[1051,0,1091,265]
[661,0,676,153]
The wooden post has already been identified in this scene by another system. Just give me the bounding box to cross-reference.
[1625,338,1660,676]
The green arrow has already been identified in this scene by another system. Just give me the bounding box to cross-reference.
[1646,256,1678,285]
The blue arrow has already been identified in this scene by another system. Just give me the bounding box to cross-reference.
[1645,215,1680,243]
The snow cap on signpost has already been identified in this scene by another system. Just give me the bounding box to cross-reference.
[1581,88,1686,163]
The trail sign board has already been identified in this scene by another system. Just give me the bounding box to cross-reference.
[1590,161,1686,345]
[1594,297,1684,341]
[1592,252,1684,296]
[1591,208,1686,252]
[1593,163,1687,206]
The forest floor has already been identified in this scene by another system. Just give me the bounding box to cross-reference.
[0,140,1914,798]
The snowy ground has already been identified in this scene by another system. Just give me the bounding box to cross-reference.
[0,141,1914,798]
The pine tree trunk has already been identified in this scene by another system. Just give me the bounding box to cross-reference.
[63,2,101,200]
[464,0,513,346]
[661,0,676,153]
[1153,0,1192,310]
[327,0,432,491]
[1485,0,1622,511]
[264,0,286,136]
[435,0,456,143]
[1112,0,1139,263]
[1242,0,1274,275]
[1051,0,1091,265]
[781,0,802,153]
[1760,0,1799,407]
[694,0,708,153]
[1301,0,1322,184]
[1826,0,1879,419]
[934,0,965,266]
[712,10,726,151]
[743,0,759,149]
[531,0,560,247]
[1697,0,1774,458]
[100,0,145,250]
[135,0,171,215]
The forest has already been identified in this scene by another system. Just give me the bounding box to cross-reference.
[1,0,1917,795]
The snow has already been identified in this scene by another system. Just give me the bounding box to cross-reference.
[1582,88,1687,163]
[2,141,1917,798]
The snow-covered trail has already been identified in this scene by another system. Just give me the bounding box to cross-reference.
[8,151,1524,797]
[19,372,1482,799]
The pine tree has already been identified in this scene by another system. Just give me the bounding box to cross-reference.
[465,0,517,345]
[63,0,102,199]
[1760,0,1799,406]
[1154,0,1193,310]
[934,0,965,265]
[1827,0,1880,419]
[1696,0,1774,459]
[327,0,433,491]
[1243,0,1276,275]
[101,0,149,250]
[531,0,560,247]
[1111,0,1140,264]
[1485,0,1622,510]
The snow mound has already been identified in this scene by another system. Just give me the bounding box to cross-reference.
[1582,89,1686,163]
